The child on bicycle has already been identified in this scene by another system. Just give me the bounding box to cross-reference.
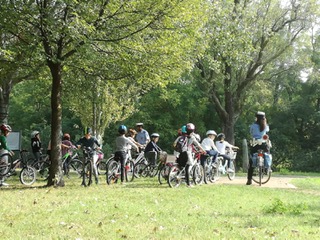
[215,133,239,173]
[115,125,139,184]
[145,133,167,166]
[200,130,219,169]
[0,124,14,186]
[76,127,101,184]
[174,123,205,187]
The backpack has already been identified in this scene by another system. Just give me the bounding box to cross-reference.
[174,136,187,153]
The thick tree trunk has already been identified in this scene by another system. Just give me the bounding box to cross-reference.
[47,62,64,187]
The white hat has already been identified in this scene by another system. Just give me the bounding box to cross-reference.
[151,133,160,138]
[206,130,217,136]
[136,123,143,126]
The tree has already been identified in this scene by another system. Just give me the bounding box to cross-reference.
[194,0,312,143]
[1,0,208,186]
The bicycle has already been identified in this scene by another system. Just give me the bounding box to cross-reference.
[0,150,37,185]
[251,149,272,186]
[212,152,237,182]
[31,151,51,180]
[133,151,170,184]
[62,148,83,179]
[167,163,193,188]
[106,157,135,185]
[250,136,272,186]
[80,147,99,186]
[97,152,114,176]
[191,152,204,185]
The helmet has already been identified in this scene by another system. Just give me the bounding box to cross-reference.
[31,130,39,138]
[136,123,143,127]
[0,124,12,133]
[217,133,225,140]
[84,127,92,135]
[118,125,127,134]
[151,133,160,138]
[206,130,217,136]
[181,125,187,134]
[186,123,195,134]
[63,133,70,140]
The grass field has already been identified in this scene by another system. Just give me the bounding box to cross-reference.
[0,173,319,240]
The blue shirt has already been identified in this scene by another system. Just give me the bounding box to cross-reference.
[250,123,269,139]
[136,129,150,145]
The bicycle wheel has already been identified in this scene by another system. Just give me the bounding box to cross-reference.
[212,161,221,182]
[19,166,36,185]
[82,160,93,186]
[68,159,83,178]
[227,160,236,180]
[167,165,182,188]
[158,164,170,185]
[149,165,158,178]
[252,156,272,185]
[106,160,120,185]
[125,160,135,182]
[134,162,148,178]
[261,168,272,184]
[32,160,50,179]
[192,164,204,185]
[0,153,13,177]
[203,164,212,184]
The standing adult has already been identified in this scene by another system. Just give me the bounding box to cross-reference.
[0,124,14,186]
[247,111,270,185]
[135,123,150,147]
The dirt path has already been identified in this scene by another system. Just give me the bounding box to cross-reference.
[166,155,299,189]
[216,175,298,188]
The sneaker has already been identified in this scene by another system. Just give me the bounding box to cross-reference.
[246,180,252,185]
[95,177,99,184]
[227,168,234,173]
[187,184,194,188]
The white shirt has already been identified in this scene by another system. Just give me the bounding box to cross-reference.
[201,137,218,151]
[215,140,233,154]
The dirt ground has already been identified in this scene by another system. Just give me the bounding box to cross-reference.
[166,155,299,189]
[216,175,298,188]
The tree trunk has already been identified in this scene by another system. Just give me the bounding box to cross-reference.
[0,81,12,124]
[47,62,64,187]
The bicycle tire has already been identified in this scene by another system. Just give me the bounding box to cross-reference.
[125,160,135,182]
[19,166,36,185]
[192,164,203,185]
[134,162,148,178]
[149,165,158,178]
[252,166,272,185]
[203,164,211,184]
[106,160,120,185]
[32,160,50,179]
[227,160,236,180]
[158,164,169,185]
[82,160,93,186]
[0,153,13,177]
[167,165,182,188]
[212,161,220,182]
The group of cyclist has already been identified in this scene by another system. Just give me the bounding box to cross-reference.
[0,110,271,187]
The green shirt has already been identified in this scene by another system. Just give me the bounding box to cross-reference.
[0,135,10,151]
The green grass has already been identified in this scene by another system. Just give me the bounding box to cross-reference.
[0,173,319,240]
